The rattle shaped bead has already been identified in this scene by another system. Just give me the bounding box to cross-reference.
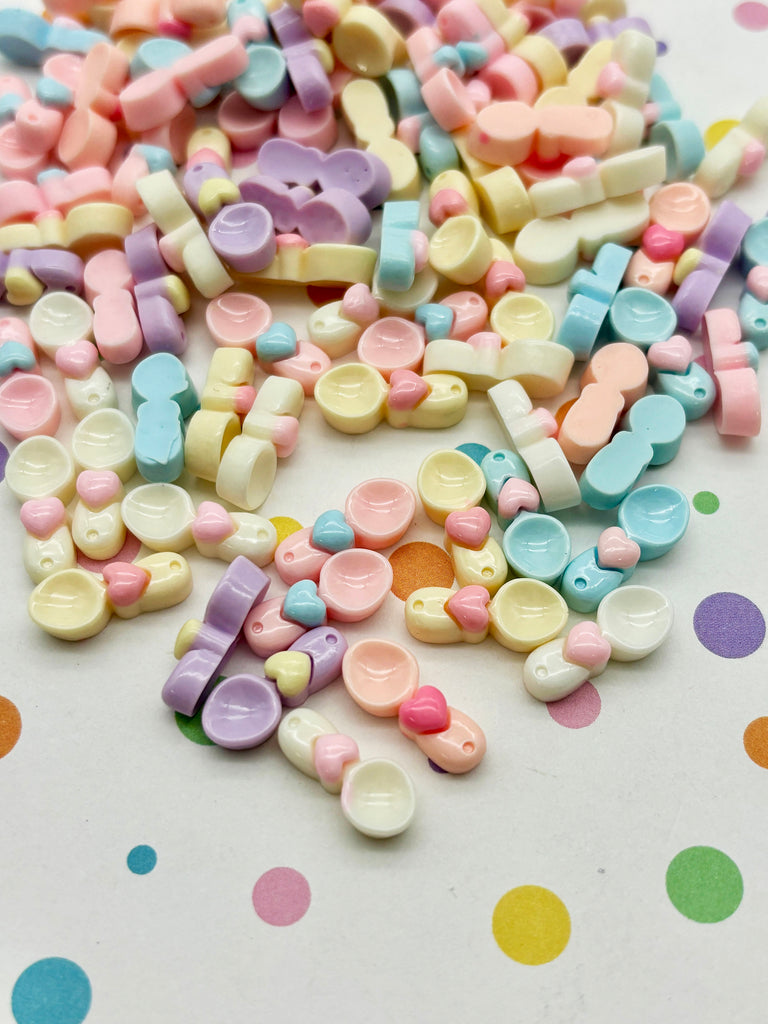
[647,334,716,421]
[256,321,331,396]
[377,199,427,292]
[624,222,685,295]
[29,551,193,640]
[558,341,648,464]
[559,525,640,612]
[556,241,632,359]
[488,379,581,512]
[55,338,117,420]
[20,497,76,583]
[444,506,507,594]
[125,225,188,356]
[596,29,656,155]
[277,707,416,838]
[132,352,200,483]
[163,557,271,716]
[342,638,486,773]
[0,315,61,439]
[184,348,255,482]
[694,97,768,199]
[232,235,378,288]
[84,249,143,364]
[269,3,333,112]
[701,308,761,438]
[314,363,468,434]
[274,508,355,585]
[501,509,571,586]
[71,470,125,560]
[264,626,348,706]
[121,483,277,565]
[523,585,673,701]
[672,200,752,332]
[579,393,687,509]
[480,448,533,524]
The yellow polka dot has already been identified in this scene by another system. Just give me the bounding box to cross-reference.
[270,516,303,546]
[704,119,739,150]
[492,885,571,965]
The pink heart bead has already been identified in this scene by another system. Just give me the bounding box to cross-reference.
[192,501,236,544]
[313,733,360,786]
[647,334,692,373]
[564,621,611,670]
[399,685,450,734]
[76,470,121,508]
[445,506,491,548]
[497,479,540,520]
[387,369,429,411]
[341,283,379,326]
[485,260,525,300]
[102,562,150,607]
[597,527,641,570]
[428,188,469,227]
[467,331,501,351]
[642,224,685,262]
[20,497,67,538]
[55,338,99,379]
[446,585,490,633]
[739,138,766,177]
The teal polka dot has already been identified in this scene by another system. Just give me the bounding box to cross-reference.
[12,957,91,1024]
[456,442,490,466]
[127,845,157,875]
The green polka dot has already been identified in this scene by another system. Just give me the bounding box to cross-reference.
[693,491,720,514]
[174,677,223,745]
[666,846,743,922]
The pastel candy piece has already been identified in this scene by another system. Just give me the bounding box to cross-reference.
[0,373,60,440]
[489,291,555,344]
[277,706,337,779]
[313,733,360,792]
[446,585,490,634]
[318,549,393,622]
[523,639,591,702]
[29,291,93,358]
[415,303,454,341]
[643,224,685,262]
[560,548,624,614]
[275,528,330,585]
[121,483,196,551]
[264,649,312,700]
[314,362,388,434]
[191,502,235,545]
[387,368,428,410]
[404,706,486,773]
[5,435,76,504]
[201,673,282,749]
[398,684,449,734]
[488,577,568,653]
[28,568,110,640]
[405,586,480,644]
[746,266,768,303]
[283,579,327,628]
[654,362,716,421]
[481,448,530,506]
[502,511,571,585]
[312,510,355,553]
[279,626,347,706]
[256,322,298,363]
[609,288,677,348]
[208,202,276,273]
[344,478,416,549]
[339,758,416,838]
[445,506,491,548]
[597,527,640,570]
[206,292,272,349]
[55,339,99,379]
[342,283,379,325]
[75,469,121,508]
[296,188,372,246]
[102,561,150,608]
[496,478,540,522]
[357,317,425,380]
[617,484,690,561]
[647,334,692,373]
[20,496,68,538]
[71,408,136,482]
[244,596,306,658]
[596,584,674,662]
[563,621,611,670]
[449,535,507,594]
[342,638,420,717]
[417,448,486,525]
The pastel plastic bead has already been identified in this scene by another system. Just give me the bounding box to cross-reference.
[71,470,125,560]
[206,292,272,350]
[701,307,761,437]
[28,290,93,358]
[444,506,507,593]
[343,478,417,549]
[502,510,571,584]
[609,287,677,348]
[20,497,77,583]
[694,97,768,199]
[132,353,199,482]
[5,434,76,504]
[71,408,136,482]
[416,448,486,525]
[616,484,690,561]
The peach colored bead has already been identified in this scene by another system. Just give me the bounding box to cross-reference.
[217,92,277,151]
[421,68,477,132]
[41,166,113,214]
[623,249,674,295]
[57,108,118,171]
[479,53,538,104]
[42,53,84,90]
[73,43,129,120]
[15,101,64,155]
[648,182,711,242]
[170,0,227,27]
[120,68,188,132]
[0,124,46,181]
[109,0,162,36]
[0,180,46,224]
[172,36,249,100]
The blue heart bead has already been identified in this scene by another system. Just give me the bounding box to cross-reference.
[415,304,453,342]
[0,341,36,378]
[283,580,327,628]
[256,321,298,364]
[312,510,355,553]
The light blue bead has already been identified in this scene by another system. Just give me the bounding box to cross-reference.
[46,22,108,55]
[739,290,768,350]
[132,353,199,418]
[382,68,426,120]
[0,92,25,122]
[648,74,681,122]
[624,394,686,465]
[130,37,190,77]
[617,484,689,560]
[0,340,36,377]
[190,85,220,109]
[256,322,298,363]
[235,43,289,111]
[580,431,653,510]
[378,200,420,292]
[455,40,488,72]
[502,511,571,585]
[37,167,67,185]
[481,449,531,524]
[415,303,454,341]
[740,216,768,277]
[456,442,490,466]
[419,122,459,181]
[556,293,607,360]
[559,548,625,613]
[433,45,465,77]
[137,145,176,175]
[609,287,677,348]
[228,0,268,29]
[0,8,50,65]
[135,399,186,483]
[654,362,716,420]
[569,243,632,304]
[35,77,72,109]
[283,579,327,628]
[312,510,355,553]
[648,119,705,180]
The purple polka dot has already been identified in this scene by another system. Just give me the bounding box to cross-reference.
[733,1,768,30]
[547,682,602,728]
[428,758,448,773]
[693,592,765,658]
[0,441,8,482]
[252,867,311,926]
[656,39,669,55]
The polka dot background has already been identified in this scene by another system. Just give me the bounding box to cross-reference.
[1,1,768,1021]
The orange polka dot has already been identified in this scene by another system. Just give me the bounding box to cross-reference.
[743,717,768,768]
[0,696,21,758]
[554,397,577,430]
[389,542,454,600]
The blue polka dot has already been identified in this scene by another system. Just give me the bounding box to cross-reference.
[12,957,91,1024]
[127,844,157,875]
[455,442,490,466]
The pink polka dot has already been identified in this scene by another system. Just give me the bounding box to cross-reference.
[733,1,768,29]
[76,532,142,573]
[252,867,311,926]
[547,682,601,729]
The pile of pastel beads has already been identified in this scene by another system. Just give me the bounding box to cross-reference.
[0,0,766,838]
